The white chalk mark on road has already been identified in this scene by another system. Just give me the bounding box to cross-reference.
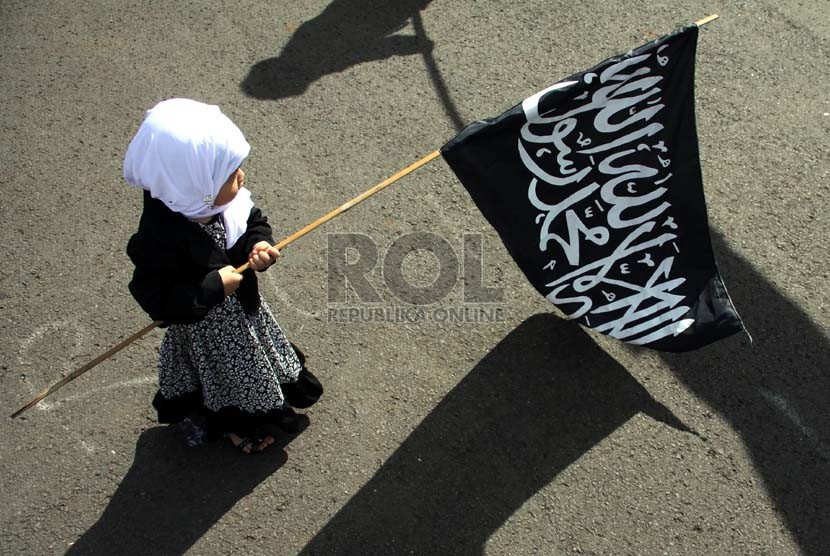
[263,271,322,320]
[36,375,157,412]
[758,387,830,460]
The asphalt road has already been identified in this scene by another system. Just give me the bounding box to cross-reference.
[1,0,828,555]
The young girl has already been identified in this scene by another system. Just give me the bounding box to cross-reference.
[124,98,322,454]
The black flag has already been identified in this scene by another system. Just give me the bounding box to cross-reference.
[441,25,744,351]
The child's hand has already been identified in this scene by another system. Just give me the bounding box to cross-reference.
[218,265,243,295]
[249,241,281,271]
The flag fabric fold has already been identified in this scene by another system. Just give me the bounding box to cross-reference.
[441,25,744,352]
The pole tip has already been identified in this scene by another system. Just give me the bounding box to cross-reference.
[695,14,720,27]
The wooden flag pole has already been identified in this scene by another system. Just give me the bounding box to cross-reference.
[236,150,442,273]
[10,321,162,418]
[10,149,442,418]
[695,14,719,26]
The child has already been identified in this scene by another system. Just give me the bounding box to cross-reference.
[124,98,322,454]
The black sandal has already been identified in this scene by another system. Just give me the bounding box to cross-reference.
[226,432,256,454]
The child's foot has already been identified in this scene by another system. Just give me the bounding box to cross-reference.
[255,434,276,451]
[226,432,276,454]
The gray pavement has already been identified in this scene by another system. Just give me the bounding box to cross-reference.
[1,0,828,554]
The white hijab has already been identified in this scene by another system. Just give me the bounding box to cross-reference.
[123,98,255,248]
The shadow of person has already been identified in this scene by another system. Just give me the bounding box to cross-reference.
[657,230,830,555]
[66,418,309,556]
[299,313,692,555]
[241,0,434,99]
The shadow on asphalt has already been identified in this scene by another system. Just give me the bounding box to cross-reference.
[240,0,434,100]
[299,313,693,555]
[657,231,830,555]
[412,10,466,133]
[299,231,830,555]
[65,420,308,556]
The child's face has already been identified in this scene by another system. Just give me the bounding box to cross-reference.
[214,167,245,206]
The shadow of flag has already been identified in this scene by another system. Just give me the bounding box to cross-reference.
[298,314,695,555]
[441,25,744,352]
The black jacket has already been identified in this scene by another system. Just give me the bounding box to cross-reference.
[127,191,275,325]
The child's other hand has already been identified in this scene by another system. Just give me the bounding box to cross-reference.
[218,266,243,295]
[249,241,281,271]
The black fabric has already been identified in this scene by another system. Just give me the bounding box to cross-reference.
[126,191,275,325]
[281,368,324,409]
[441,25,744,352]
[152,341,322,439]
[152,389,301,441]
[152,389,205,424]
[281,343,324,409]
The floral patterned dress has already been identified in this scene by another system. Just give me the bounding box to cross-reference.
[156,217,302,421]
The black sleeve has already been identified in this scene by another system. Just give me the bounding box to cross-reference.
[127,234,226,325]
[226,207,277,269]
[239,207,276,256]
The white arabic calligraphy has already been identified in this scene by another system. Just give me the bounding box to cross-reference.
[522,40,691,346]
